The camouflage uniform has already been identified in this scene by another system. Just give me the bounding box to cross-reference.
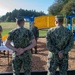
[31,26,39,54]
[46,25,74,75]
[0,26,3,46]
[0,34,2,46]
[7,26,35,75]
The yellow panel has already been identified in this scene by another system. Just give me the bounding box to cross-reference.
[34,16,47,29]
[48,16,55,28]
[34,15,55,29]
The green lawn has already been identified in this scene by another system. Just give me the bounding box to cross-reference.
[0,22,47,37]
[39,30,47,37]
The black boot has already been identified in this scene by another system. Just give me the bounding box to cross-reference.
[35,50,37,54]
[34,46,37,54]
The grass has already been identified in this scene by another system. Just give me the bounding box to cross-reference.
[39,30,47,37]
[0,22,47,37]
[1,22,75,37]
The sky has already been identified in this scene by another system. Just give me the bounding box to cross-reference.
[0,0,55,16]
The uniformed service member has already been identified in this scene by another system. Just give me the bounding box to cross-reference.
[31,22,39,54]
[46,15,74,75]
[5,17,36,75]
[0,25,3,46]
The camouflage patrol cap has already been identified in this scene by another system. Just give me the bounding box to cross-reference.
[15,16,24,22]
[55,15,64,20]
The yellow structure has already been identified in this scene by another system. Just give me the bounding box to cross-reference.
[34,15,55,29]
[2,34,8,41]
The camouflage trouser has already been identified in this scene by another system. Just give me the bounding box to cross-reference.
[12,52,32,75]
[47,54,68,75]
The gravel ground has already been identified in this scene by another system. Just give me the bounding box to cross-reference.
[0,38,75,72]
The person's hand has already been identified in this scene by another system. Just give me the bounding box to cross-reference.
[58,51,63,59]
[16,48,24,56]
[14,48,20,53]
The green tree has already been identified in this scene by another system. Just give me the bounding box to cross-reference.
[60,0,75,15]
[48,3,63,15]
[0,9,46,22]
[48,0,70,15]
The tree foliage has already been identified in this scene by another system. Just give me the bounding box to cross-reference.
[60,0,75,15]
[0,9,46,22]
[48,0,75,16]
[48,2,63,15]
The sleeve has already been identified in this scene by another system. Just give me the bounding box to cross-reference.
[28,30,35,41]
[7,31,14,41]
[46,30,59,54]
[63,32,74,54]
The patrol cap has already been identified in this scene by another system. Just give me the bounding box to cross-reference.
[55,15,64,19]
[15,16,24,23]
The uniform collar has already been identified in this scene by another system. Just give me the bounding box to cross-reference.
[18,25,24,28]
[56,25,63,27]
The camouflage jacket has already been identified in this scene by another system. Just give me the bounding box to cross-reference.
[7,26,35,49]
[46,25,74,55]
[31,26,39,39]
